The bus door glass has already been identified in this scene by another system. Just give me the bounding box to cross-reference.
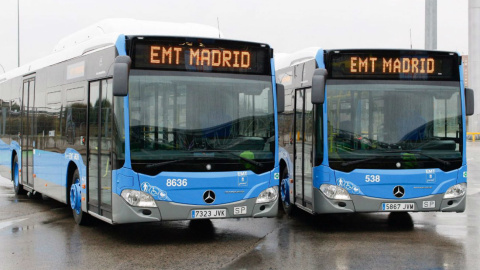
[294,88,305,205]
[294,87,314,207]
[304,88,313,202]
[88,79,113,218]
[21,78,35,187]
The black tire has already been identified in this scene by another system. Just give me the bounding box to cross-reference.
[70,169,90,225]
[12,155,25,195]
[279,167,296,216]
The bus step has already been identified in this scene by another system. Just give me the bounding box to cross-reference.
[295,203,314,214]
[23,185,33,194]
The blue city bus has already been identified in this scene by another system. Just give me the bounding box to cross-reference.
[0,20,282,224]
[276,48,474,215]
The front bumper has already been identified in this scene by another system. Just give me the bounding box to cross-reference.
[313,188,466,214]
[112,193,278,224]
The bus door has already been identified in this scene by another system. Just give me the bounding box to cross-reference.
[87,79,113,219]
[21,77,36,188]
[294,87,314,209]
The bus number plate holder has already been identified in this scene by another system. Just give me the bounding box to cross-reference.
[382,203,415,211]
[191,209,227,219]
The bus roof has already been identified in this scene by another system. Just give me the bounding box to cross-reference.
[0,18,222,83]
[275,47,320,70]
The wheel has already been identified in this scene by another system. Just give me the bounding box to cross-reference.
[12,155,25,195]
[279,167,295,216]
[70,169,90,225]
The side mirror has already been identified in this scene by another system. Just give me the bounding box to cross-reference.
[276,83,285,113]
[113,55,132,96]
[465,88,474,116]
[312,69,327,104]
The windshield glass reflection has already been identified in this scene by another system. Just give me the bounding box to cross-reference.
[327,80,462,172]
[128,71,275,174]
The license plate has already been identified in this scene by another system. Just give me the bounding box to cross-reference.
[191,209,227,219]
[382,203,415,211]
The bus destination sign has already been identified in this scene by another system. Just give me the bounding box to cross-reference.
[328,50,459,80]
[132,38,270,75]
[150,46,251,69]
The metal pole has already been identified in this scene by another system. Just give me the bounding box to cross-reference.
[18,0,20,67]
[425,0,437,50]
[410,29,413,49]
[469,0,480,132]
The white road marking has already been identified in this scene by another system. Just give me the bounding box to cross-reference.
[0,218,27,230]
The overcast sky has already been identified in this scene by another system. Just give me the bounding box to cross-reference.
[0,0,469,73]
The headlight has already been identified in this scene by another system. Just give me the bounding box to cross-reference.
[256,186,278,203]
[121,189,157,207]
[443,183,467,199]
[320,184,351,200]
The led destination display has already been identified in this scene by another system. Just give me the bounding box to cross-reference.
[328,50,460,80]
[132,38,270,75]
[150,46,251,68]
[349,57,435,74]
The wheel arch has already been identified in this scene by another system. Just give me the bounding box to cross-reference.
[66,161,78,204]
[278,146,293,180]
[279,159,287,179]
[11,150,18,180]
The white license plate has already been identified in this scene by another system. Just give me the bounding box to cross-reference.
[191,209,227,219]
[382,203,415,211]
[423,201,436,209]
[234,206,247,215]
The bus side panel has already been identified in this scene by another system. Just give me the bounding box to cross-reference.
[0,139,11,179]
[34,149,86,203]
[0,78,22,180]
[33,150,67,202]
[30,47,115,203]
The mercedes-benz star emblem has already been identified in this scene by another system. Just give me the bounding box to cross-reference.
[393,186,405,198]
[203,190,216,204]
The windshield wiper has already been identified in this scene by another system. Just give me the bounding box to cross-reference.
[341,156,382,167]
[188,150,264,168]
[384,150,451,166]
[144,159,185,169]
[228,152,264,168]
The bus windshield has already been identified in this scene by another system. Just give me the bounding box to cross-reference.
[128,70,275,175]
[327,80,462,172]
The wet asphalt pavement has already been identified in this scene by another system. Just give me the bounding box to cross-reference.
[1,143,479,270]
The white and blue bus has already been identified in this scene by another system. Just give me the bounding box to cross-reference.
[0,19,282,224]
[276,48,474,215]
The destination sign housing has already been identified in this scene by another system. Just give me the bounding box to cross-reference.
[131,37,271,75]
[327,50,460,81]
